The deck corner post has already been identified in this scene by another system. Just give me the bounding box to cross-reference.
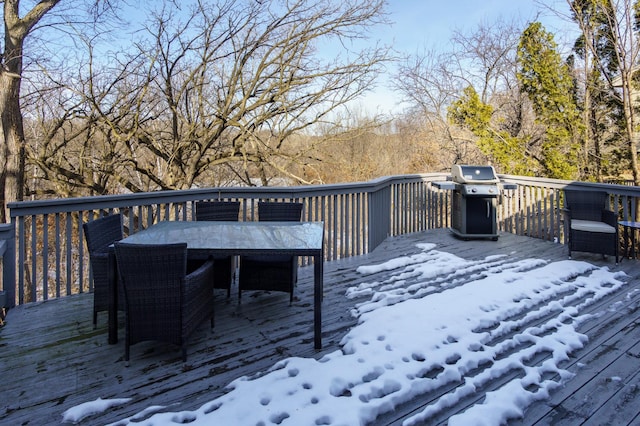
[368,185,391,253]
[0,222,16,309]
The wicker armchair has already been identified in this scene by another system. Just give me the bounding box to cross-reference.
[114,242,215,362]
[82,214,124,327]
[194,201,241,297]
[238,201,303,304]
[564,190,618,263]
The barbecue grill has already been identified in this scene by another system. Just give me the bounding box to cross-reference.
[434,165,516,240]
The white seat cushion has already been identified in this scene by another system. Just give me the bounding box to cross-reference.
[571,219,616,234]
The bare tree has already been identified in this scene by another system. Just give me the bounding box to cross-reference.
[27,0,390,195]
[0,0,123,219]
[1,1,61,220]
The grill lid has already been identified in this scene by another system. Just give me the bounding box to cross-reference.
[451,165,500,184]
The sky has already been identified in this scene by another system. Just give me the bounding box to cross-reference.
[387,0,539,53]
[62,242,629,425]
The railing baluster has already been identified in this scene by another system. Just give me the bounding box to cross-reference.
[42,213,49,300]
[66,213,73,297]
[30,215,37,302]
[55,213,61,298]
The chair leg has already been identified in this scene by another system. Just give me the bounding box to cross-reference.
[125,324,130,362]
[93,310,97,329]
[229,265,235,298]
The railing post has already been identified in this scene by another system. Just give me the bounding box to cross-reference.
[0,222,16,310]
[368,185,391,252]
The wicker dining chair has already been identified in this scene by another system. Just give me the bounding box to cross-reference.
[194,200,241,297]
[82,214,124,328]
[114,242,215,362]
[238,201,303,304]
[564,189,618,263]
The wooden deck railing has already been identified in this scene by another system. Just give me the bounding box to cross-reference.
[2,173,640,308]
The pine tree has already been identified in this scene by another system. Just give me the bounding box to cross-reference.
[517,22,583,180]
[448,85,535,175]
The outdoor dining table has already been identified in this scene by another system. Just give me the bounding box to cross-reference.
[107,220,325,348]
[619,220,640,260]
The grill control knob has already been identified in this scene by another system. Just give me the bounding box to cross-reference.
[471,187,477,193]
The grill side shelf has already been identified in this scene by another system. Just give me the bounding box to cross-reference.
[432,181,456,190]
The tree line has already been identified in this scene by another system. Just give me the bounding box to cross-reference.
[2,0,639,222]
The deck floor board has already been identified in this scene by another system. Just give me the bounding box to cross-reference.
[1,229,639,425]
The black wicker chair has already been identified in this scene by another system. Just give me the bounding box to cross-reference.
[82,214,124,327]
[194,201,241,298]
[564,190,618,263]
[114,242,215,362]
[238,201,303,304]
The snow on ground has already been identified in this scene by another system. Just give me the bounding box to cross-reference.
[62,243,628,425]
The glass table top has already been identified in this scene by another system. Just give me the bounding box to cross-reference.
[619,221,640,228]
[120,221,324,251]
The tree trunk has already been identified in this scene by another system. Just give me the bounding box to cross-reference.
[0,71,26,222]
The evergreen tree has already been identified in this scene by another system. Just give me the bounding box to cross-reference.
[517,22,583,180]
[448,85,535,175]
[569,0,640,183]
[571,0,625,181]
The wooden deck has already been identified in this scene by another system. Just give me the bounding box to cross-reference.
[2,229,640,425]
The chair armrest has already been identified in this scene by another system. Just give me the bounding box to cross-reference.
[185,258,214,285]
[183,259,215,300]
[602,209,617,228]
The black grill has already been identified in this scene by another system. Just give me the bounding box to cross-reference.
[435,165,515,240]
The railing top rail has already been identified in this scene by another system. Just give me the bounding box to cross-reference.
[8,173,449,217]
[7,172,640,217]
[498,174,640,196]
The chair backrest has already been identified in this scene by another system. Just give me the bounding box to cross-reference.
[113,242,188,309]
[257,201,303,222]
[195,201,240,221]
[83,214,123,254]
[564,190,609,221]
